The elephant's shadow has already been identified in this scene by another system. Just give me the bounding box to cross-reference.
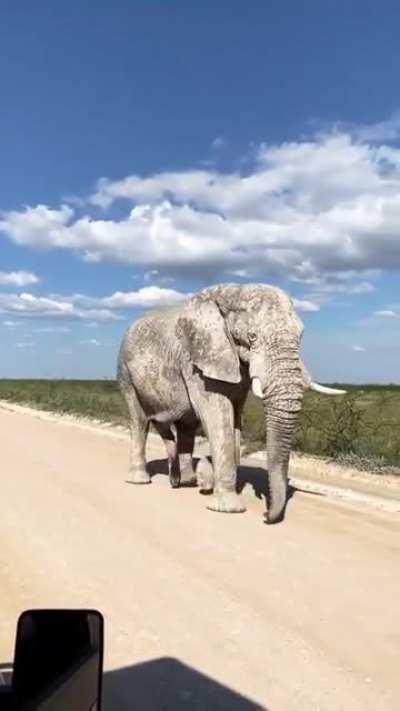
[145,457,297,506]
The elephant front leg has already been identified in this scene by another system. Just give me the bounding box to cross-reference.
[196,457,214,492]
[201,396,246,513]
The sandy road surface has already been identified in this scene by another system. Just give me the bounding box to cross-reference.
[0,406,399,710]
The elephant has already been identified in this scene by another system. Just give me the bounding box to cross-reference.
[117,283,345,523]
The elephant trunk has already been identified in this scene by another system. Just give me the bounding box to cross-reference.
[262,346,304,524]
[265,404,299,523]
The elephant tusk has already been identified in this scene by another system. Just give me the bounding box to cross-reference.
[251,377,264,398]
[310,381,347,395]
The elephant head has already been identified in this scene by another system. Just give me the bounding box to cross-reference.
[180,284,345,523]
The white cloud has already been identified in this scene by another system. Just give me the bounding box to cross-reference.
[355,111,400,143]
[76,309,121,321]
[0,286,321,323]
[0,204,73,246]
[211,136,226,150]
[352,345,366,352]
[143,269,175,286]
[16,341,35,348]
[292,298,319,312]
[3,320,20,327]
[373,309,399,318]
[0,292,73,315]
[33,326,71,333]
[144,269,159,280]
[2,124,400,292]
[80,339,100,346]
[0,286,189,322]
[0,292,120,321]
[227,269,251,278]
[0,271,39,286]
[290,267,377,295]
[102,286,190,309]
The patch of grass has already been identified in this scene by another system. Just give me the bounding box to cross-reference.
[1,379,399,473]
[0,379,128,425]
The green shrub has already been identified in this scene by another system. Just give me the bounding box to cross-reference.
[243,388,400,472]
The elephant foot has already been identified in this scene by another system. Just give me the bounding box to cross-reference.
[207,491,246,513]
[128,467,151,485]
[179,465,198,487]
[196,457,214,493]
[168,460,181,489]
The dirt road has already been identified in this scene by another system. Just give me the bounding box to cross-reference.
[0,405,399,710]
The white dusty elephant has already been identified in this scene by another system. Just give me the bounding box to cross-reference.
[117,284,344,523]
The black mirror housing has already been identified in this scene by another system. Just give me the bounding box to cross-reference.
[0,609,104,710]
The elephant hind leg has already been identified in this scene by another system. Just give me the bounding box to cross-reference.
[154,419,198,488]
[119,371,150,484]
[176,420,198,487]
[153,422,180,488]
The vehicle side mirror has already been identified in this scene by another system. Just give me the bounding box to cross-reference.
[2,609,104,710]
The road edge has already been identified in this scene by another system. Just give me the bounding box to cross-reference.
[1,399,399,515]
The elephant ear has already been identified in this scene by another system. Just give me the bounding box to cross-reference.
[176,300,241,383]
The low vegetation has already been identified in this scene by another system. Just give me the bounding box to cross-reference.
[1,379,399,474]
[0,379,127,426]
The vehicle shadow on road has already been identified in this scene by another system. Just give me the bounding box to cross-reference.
[102,656,267,710]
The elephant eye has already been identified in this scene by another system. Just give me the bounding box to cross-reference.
[248,331,257,343]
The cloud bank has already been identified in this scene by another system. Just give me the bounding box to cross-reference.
[0,286,191,320]
[0,129,399,298]
[0,285,318,321]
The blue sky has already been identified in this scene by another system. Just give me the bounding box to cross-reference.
[1,1,400,381]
